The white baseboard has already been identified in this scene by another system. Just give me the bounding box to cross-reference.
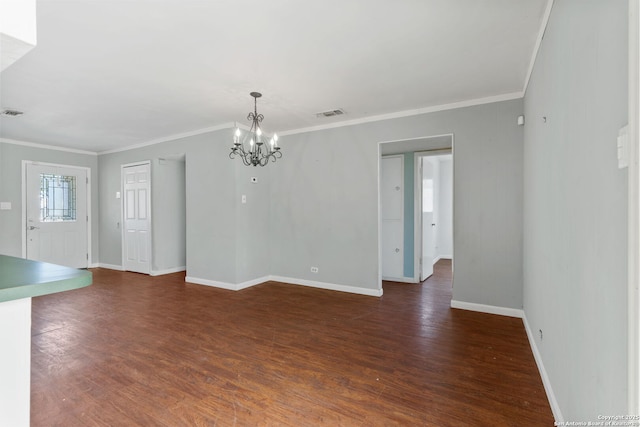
[270,275,383,297]
[438,254,453,260]
[237,276,271,290]
[88,262,100,268]
[184,275,271,291]
[150,266,186,276]
[450,300,524,318]
[382,276,419,284]
[182,275,383,297]
[95,263,125,271]
[523,314,563,423]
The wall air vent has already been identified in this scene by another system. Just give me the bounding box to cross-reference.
[316,109,345,118]
[1,109,24,117]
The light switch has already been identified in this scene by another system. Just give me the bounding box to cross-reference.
[0,202,11,210]
[241,195,247,204]
[116,191,121,199]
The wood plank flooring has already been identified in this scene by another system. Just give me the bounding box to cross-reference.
[31,260,554,426]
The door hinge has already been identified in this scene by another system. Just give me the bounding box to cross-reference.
[86,253,89,260]
[87,215,89,221]
[86,177,89,184]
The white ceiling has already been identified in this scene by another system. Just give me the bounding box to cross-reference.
[0,0,549,153]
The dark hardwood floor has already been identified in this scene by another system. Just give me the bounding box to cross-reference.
[31,260,554,426]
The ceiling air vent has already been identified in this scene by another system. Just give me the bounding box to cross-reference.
[1,109,24,117]
[316,108,345,118]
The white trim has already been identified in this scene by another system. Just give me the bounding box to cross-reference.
[438,254,453,260]
[1,137,98,155]
[185,275,383,297]
[185,276,239,291]
[95,263,125,271]
[433,255,442,265]
[150,266,186,276]
[99,122,237,155]
[523,0,555,95]
[382,276,419,284]
[237,276,271,290]
[279,92,523,137]
[21,161,92,268]
[523,314,564,423]
[629,0,640,415]
[269,276,383,297]
[378,133,455,147]
[88,263,100,268]
[185,275,270,290]
[450,300,524,318]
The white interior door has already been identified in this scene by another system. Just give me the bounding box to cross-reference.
[25,163,88,268]
[421,157,436,281]
[123,163,151,274]
[381,155,404,279]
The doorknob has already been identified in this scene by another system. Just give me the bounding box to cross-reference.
[28,225,40,230]
[395,248,400,253]
[431,223,436,227]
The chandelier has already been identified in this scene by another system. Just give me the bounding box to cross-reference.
[230,92,282,167]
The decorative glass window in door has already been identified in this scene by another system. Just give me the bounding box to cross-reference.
[40,174,77,222]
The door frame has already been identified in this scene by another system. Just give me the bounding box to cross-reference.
[378,134,455,289]
[121,160,152,273]
[21,160,92,266]
[414,149,452,282]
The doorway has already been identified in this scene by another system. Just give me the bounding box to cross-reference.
[416,152,453,282]
[22,161,90,269]
[379,135,454,287]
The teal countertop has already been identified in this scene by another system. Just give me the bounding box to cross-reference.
[0,255,92,303]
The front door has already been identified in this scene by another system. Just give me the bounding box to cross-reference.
[122,162,151,274]
[25,162,88,268]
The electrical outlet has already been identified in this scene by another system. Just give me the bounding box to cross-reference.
[310,267,319,273]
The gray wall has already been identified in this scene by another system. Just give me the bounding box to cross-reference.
[153,157,186,271]
[270,98,524,308]
[523,0,628,420]
[98,128,270,283]
[0,141,99,262]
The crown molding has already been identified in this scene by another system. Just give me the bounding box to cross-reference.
[523,0,555,95]
[98,122,238,155]
[277,91,524,137]
[0,138,98,155]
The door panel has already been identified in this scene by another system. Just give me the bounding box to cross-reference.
[123,163,151,274]
[381,156,404,279]
[25,163,88,268]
